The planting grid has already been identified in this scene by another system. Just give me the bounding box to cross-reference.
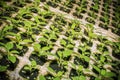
[0,0,120,80]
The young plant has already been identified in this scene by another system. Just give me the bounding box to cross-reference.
[0,65,8,72]
[24,60,37,72]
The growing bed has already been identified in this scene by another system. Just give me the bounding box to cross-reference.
[0,0,120,80]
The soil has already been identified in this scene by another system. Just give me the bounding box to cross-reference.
[22,14,32,19]
[6,6,19,12]
[0,56,19,71]
[0,72,9,80]
[54,17,67,25]
[99,23,108,30]
[100,17,105,23]
[47,1,58,8]
[0,38,11,44]
[65,3,73,8]
[2,11,11,17]
[101,12,110,18]
[90,76,95,80]
[88,12,97,19]
[74,56,89,68]
[30,8,38,13]
[94,54,101,60]
[39,41,47,48]
[32,28,40,35]
[86,17,95,24]
[90,8,98,13]
[45,74,53,80]
[86,41,93,47]
[60,7,70,13]
[69,69,78,78]
[112,50,120,60]
[73,12,83,19]
[29,54,47,66]
[81,37,88,43]
[19,66,39,80]
[9,27,19,34]
[25,0,33,3]
[40,0,46,2]
[102,7,110,13]
[20,33,32,40]
[13,2,25,7]
[49,60,65,73]
[17,46,28,56]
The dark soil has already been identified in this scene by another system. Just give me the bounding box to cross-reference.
[30,8,38,13]
[69,69,78,78]
[19,66,39,80]
[0,56,19,71]
[112,50,120,60]
[86,17,95,24]
[45,74,53,80]
[47,1,58,8]
[99,23,108,30]
[29,54,47,66]
[0,72,9,80]
[22,14,32,19]
[73,12,83,19]
[60,7,70,13]
[49,60,65,73]
[74,56,89,68]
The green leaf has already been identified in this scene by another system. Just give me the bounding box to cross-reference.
[72,76,86,80]
[101,69,106,75]
[16,45,23,49]
[72,76,80,80]
[53,77,60,80]
[93,65,100,73]
[70,63,76,69]
[60,39,66,46]
[56,71,63,77]
[84,56,90,62]
[39,37,47,41]
[5,42,13,50]
[57,51,63,58]
[22,39,33,43]
[95,77,101,80]
[63,49,72,57]
[24,66,30,70]
[39,75,46,80]
[78,65,83,71]
[33,44,41,51]
[105,72,116,77]
[31,60,37,67]
[3,25,13,32]
[79,76,86,80]
[66,44,74,48]
[10,50,19,54]
[6,32,17,36]
[0,65,7,72]
[100,56,105,62]
[71,23,76,29]
[8,55,16,63]
[42,46,50,51]
[47,67,55,74]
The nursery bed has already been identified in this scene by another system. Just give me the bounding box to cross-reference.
[0,0,120,80]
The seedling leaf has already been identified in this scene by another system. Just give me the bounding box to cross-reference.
[0,65,7,72]
[8,55,16,63]
[63,49,72,57]
[39,75,46,80]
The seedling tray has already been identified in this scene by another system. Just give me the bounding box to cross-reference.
[0,0,120,80]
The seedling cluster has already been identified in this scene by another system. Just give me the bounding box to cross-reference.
[0,0,120,80]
